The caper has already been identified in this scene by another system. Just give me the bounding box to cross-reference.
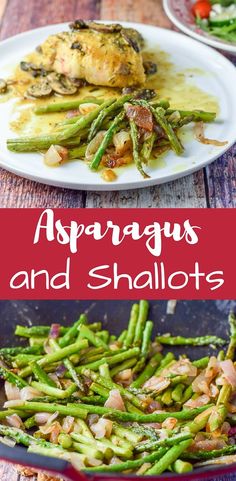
[26,79,52,98]
[0,79,7,94]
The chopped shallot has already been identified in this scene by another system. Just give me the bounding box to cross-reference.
[191,438,226,452]
[115,368,133,385]
[5,381,21,401]
[220,360,236,388]
[4,400,24,409]
[192,363,218,395]
[162,417,177,430]
[184,394,210,408]
[0,436,16,447]
[44,145,68,167]
[35,413,52,425]
[90,418,113,439]
[20,386,42,401]
[104,389,126,411]
[79,103,98,115]
[163,359,197,377]
[85,131,106,160]
[194,121,228,146]
[6,414,23,429]
[143,376,170,392]
[113,130,131,156]
[62,416,75,434]
[166,300,177,314]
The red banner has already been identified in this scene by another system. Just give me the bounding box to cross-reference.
[0,208,234,299]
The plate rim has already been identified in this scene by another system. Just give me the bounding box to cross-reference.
[0,20,236,191]
[163,0,236,53]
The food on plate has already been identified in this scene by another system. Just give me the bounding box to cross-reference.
[0,20,227,182]
[7,93,222,180]
[0,301,236,475]
[192,1,236,43]
[36,21,146,88]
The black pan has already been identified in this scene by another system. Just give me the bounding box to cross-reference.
[0,300,236,481]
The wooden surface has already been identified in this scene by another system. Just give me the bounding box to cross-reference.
[0,0,235,208]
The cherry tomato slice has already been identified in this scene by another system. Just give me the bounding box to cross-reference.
[192,1,211,19]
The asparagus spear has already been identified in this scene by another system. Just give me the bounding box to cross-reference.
[124,303,139,348]
[156,334,226,346]
[110,357,137,377]
[88,95,131,141]
[75,347,140,373]
[34,97,105,114]
[90,110,126,170]
[31,380,77,399]
[0,345,43,356]
[129,119,149,179]
[133,300,149,346]
[8,100,113,151]
[166,108,216,122]
[183,444,236,461]
[82,368,144,410]
[7,400,87,418]
[59,314,87,348]
[15,325,61,338]
[133,100,184,156]
[208,313,236,432]
[31,361,57,387]
[84,448,168,473]
[67,402,213,423]
[141,132,156,163]
[173,459,193,473]
[130,352,162,388]
[79,325,109,350]
[0,366,28,388]
[145,439,192,475]
[135,432,193,453]
[19,338,88,377]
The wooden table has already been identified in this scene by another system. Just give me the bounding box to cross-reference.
[0,0,235,209]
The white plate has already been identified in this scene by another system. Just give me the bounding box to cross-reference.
[163,0,236,54]
[0,21,236,191]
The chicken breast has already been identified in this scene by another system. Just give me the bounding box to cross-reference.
[38,21,146,88]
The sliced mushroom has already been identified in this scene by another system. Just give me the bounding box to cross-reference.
[69,19,88,30]
[69,78,86,87]
[26,79,52,98]
[134,89,156,100]
[20,61,48,77]
[143,61,158,75]
[89,22,122,33]
[0,79,7,94]
[121,31,140,52]
[47,73,77,95]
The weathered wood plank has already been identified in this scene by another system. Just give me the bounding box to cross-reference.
[0,462,19,481]
[0,171,86,208]
[0,0,99,208]
[205,145,236,208]
[0,0,100,38]
[86,170,207,208]
[86,0,207,208]
[101,0,172,27]
[0,0,7,22]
